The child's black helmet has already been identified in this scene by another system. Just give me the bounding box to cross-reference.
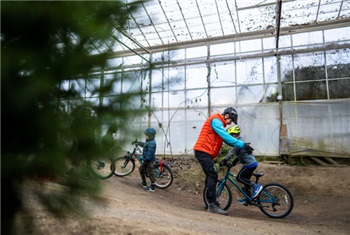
[223,107,238,124]
[144,127,156,138]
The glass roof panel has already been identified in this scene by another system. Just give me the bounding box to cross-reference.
[117,0,350,53]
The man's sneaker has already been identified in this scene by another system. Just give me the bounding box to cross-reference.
[204,201,220,209]
[238,198,248,206]
[144,184,155,192]
[139,181,147,188]
[207,202,228,215]
[251,184,263,198]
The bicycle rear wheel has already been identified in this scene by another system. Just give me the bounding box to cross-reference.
[154,164,173,189]
[89,158,115,179]
[257,183,294,218]
[113,156,135,177]
[203,181,232,210]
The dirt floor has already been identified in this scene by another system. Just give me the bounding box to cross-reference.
[15,157,350,235]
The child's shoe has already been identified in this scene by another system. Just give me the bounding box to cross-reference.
[144,183,155,192]
[251,184,263,198]
[139,181,147,188]
[238,198,248,206]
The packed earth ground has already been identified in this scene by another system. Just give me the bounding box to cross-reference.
[16,156,350,235]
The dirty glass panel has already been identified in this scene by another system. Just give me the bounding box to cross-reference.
[282,82,295,101]
[185,89,208,108]
[211,87,237,106]
[151,69,163,92]
[236,58,264,85]
[186,46,207,59]
[211,61,235,88]
[122,71,141,93]
[293,52,325,82]
[329,80,350,99]
[295,81,327,101]
[186,64,209,89]
[263,56,278,83]
[164,66,185,91]
[236,84,264,104]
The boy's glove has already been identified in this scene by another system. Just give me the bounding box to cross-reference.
[228,161,236,167]
[243,143,254,154]
[219,159,228,167]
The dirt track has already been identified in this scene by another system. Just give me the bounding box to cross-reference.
[16,161,350,235]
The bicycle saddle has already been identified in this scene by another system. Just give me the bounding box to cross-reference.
[253,173,264,177]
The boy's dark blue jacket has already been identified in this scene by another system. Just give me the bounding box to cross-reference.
[138,137,156,163]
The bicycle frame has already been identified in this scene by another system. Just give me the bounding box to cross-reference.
[219,167,281,206]
[127,143,167,175]
[218,169,255,201]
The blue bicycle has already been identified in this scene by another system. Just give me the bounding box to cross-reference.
[203,162,294,218]
[113,142,173,189]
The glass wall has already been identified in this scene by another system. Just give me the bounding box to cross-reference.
[61,26,350,157]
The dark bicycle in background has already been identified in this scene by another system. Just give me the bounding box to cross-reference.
[113,141,173,189]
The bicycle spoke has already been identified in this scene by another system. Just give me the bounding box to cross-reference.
[258,183,294,218]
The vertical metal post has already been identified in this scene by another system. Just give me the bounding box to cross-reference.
[206,45,211,117]
[148,54,153,127]
[275,0,288,155]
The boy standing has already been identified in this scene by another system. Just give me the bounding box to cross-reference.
[137,127,157,192]
[220,125,262,205]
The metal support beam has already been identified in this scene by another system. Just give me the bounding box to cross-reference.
[112,18,350,58]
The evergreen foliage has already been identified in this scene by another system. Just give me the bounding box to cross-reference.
[1,1,144,234]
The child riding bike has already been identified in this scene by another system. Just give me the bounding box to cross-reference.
[220,125,263,205]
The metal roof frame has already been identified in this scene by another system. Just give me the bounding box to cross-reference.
[114,0,350,57]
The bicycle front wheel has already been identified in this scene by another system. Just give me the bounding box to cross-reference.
[113,156,135,177]
[258,183,294,218]
[89,158,115,179]
[154,164,173,189]
[203,181,232,210]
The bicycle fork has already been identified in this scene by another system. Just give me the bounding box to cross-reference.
[216,179,227,197]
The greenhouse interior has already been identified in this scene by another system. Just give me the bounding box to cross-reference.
[61,0,350,160]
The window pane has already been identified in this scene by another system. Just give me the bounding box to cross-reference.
[293,52,325,81]
[163,90,186,108]
[122,72,141,93]
[295,81,327,101]
[211,42,235,56]
[165,67,185,91]
[329,80,350,99]
[236,58,264,85]
[282,82,295,101]
[186,64,208,89]
[211,87,237,106]
[237,84,264,104]
[186,46,207,59]
[152,69,163,92]
[326,48,350,79]
[263,56,278,83]
[239,38,262,53]
[186,89,208,108]
[324,26,350,43]
[211,62,235,88]
[292,31,323,49]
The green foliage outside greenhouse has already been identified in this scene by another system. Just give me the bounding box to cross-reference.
[1,2,144,234]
